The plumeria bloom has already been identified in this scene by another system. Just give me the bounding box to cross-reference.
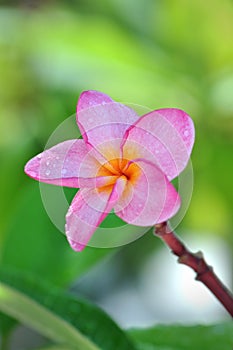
[25,91,194,251]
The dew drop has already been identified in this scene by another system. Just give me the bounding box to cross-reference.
[45,170,50,176]
[61,168,67,175]
[184,130,189,137]
[56,156,60,160]
[37,154,42,159]
[155,150,159,154]
[46,160,50,166]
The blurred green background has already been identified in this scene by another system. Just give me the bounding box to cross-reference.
[0,0,233,346]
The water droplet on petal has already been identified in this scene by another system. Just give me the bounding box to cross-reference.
[37,154,42,159]
[56,156,60,160]
[46,160,50,166]
[184,130,189,137]
[45,170,50,176]
[61,168,67,175]
[155,150,159,154]
[134,209,141,217]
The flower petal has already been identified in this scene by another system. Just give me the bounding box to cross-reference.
[122,108,195,180]
[77,90,113,115]
[77,90,139,160]
[66,176,127,251]
[114,159,181,226]
[24,139,115,188]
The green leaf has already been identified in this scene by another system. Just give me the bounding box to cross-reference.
[33,346,72,350]
[129,323,233,350]
[1,183,113,286]
[0,267,136,350]
[0,312,16,335]
[0,311,17,349]
[33,347,73,350]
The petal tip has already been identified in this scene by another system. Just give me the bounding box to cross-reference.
[67,237,86,252]
[77,90,113,113]
[24,157,40,180]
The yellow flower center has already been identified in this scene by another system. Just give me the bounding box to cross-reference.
[97,158,141,193]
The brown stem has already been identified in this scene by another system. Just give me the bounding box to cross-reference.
[154,222,233,317]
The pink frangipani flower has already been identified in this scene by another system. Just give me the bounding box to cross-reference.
[25,91,195,251]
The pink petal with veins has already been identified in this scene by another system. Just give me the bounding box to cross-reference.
[24,139,114,188]
[114,158,180,226]
[122,108,195,180]
[66,176,127,251]
[77,90,139,160]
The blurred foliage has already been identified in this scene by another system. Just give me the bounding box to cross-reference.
[0,267,232,350]
[0,0,233,345]
[1,182,113,286]
[0,267,136,350]
[129,322,233,350]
